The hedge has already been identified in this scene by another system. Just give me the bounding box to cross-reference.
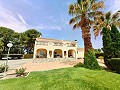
[24,54,33,59]
[1,54,23,59]
[108,58,120,73]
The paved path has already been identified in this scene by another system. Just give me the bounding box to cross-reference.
[0,59,32,70]
[7,59,106,73]
[6,59,81,74]
[0,58,106,73]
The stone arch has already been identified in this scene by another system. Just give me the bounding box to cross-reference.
[54,49,62,58]
[36,48,47,58]
[68,49,75,58]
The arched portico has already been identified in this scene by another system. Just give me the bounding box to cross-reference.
[68,49,75,58]
[54,49,62,58]
[36,48,47,58]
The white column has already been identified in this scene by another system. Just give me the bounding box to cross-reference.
[47,50,50,58]
[72,51,75,58]
[52,50,54,58]
[66,51,68,58]
[33,48,36,59]
[75,51,77,59]
[62,50,64,58]
[67,50,69,58]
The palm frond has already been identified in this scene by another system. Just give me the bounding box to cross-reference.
[69,18,76,25]
[88,12,95,18]
[68,4,74,15]
[91,1,104,11]
[95,11,104,16]
[93,23,103,38]
[105,11,111,20]
[78,21,82,27]
[112,11,120,20]
[77,0,86,5]
[73,24,79,29]
[69,15,81,25]
[89,20,94,25]
[88,11,104,18]
[100,16,104,22]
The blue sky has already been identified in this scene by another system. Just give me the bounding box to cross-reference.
[0,0,120,48]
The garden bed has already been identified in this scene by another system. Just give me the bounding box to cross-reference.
[0,72,30,80]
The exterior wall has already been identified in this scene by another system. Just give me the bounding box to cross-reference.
[33,38,84,59]
[77,49,84,59]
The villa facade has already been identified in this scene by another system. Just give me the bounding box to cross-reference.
[33,38,84,59]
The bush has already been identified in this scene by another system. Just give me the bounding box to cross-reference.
[0,64,9,73]
[84,50,101,70]
[24,54,33,59]
[15,68,26,76]
[95,52,104,58]
[74,62,84,68]
[108,58,120,73]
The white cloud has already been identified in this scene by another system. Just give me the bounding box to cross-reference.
[0,6,62,32]
[0,6,28,32]
[17,13,28,25]
[31,25,62,31]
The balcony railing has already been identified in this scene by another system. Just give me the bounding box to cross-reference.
[36,41,48,45]
[53,42,63,46]
[67,43,76,47]
[36,41,76,47]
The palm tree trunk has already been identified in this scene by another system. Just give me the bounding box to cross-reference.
[81,14,93,53]
[81,27,93,53]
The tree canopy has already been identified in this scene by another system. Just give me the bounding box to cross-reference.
[0,27,41,54]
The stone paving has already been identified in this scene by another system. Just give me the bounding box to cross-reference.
[7,59,82,74]
[0,59,32,70]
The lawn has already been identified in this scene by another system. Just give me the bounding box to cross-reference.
[0,67,120,90]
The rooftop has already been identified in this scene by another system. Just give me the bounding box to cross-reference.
[36,37,77,43]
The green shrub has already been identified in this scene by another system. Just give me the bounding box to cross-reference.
[15,68,26,76]
[74,62,84,68]
[0,64,9,73]
[95,52,104,58]
[24,54,33,59]
[108,58,120,73]
[84,50,101,70]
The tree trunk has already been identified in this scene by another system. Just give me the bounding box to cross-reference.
[81,14,93,53]
[81,27,93,53]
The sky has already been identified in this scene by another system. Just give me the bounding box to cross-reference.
[0,0,120,48]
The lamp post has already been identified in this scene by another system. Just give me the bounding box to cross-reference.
[4,42,13,76]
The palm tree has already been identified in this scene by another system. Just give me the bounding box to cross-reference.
[68,0,104,53]
[93,10,120,37]
[93,10,120,66]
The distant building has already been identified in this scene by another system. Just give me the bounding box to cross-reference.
[33,37,84,59]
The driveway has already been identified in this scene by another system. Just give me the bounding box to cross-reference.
[0,59,32,70]
[1,58,106,75]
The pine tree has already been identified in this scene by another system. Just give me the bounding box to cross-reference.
[110,25,120,58]
[102,27,112,66]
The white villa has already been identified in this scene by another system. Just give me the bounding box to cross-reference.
[33,37,84,59]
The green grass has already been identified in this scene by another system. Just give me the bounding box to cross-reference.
[0,67,120,90]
